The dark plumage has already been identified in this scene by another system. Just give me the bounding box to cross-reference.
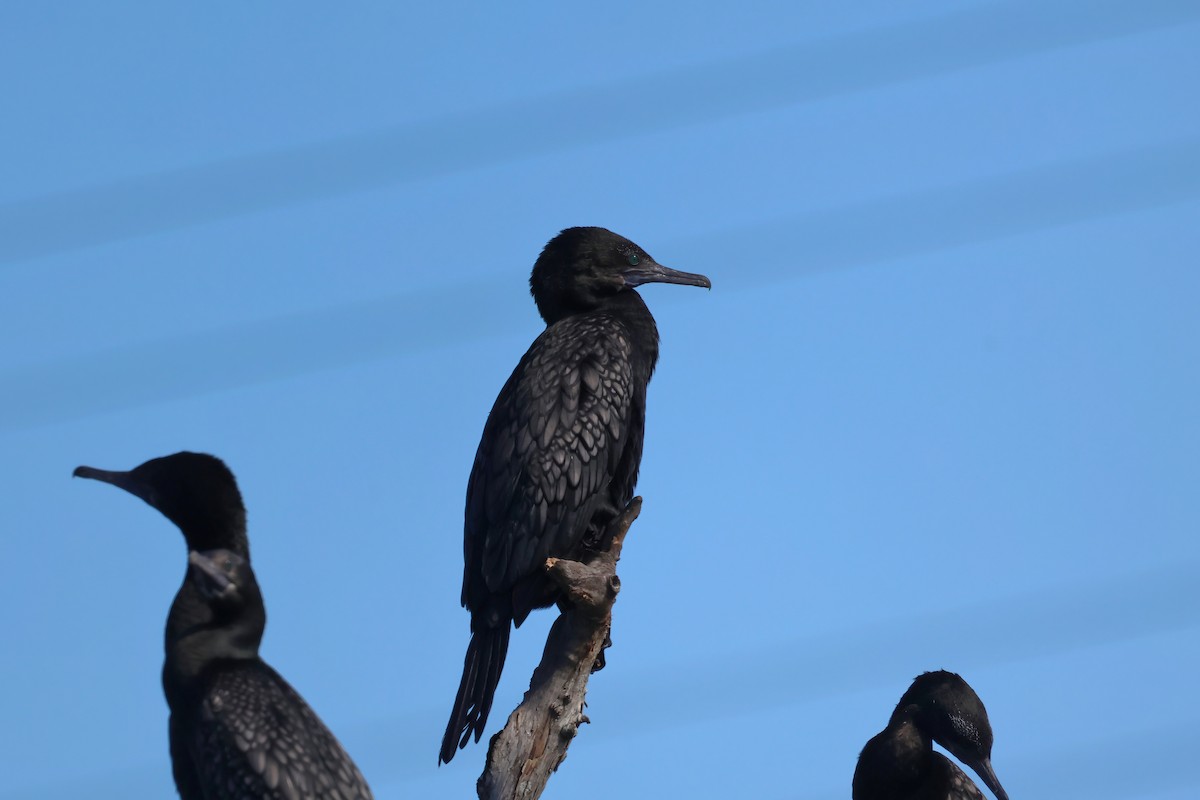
[75,453,373,800]
[853,671,1009,800]
[440,226,710,764]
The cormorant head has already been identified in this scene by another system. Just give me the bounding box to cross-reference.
[529,226,710,324]
[73,451,249,556]
[894,670,1009,800]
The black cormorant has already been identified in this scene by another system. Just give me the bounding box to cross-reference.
[853,670,1010,800]
[440,226,710,764]
[75,453,374,800]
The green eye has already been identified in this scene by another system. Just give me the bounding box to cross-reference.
[627,254,639,266]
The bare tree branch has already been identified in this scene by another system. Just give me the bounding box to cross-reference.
[477,497,642,800]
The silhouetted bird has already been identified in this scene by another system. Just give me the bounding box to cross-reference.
[853,670,1009,800]
[440,226,710,764]
[75,453,373,800]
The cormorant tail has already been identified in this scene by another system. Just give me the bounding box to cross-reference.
[439,624,510,764]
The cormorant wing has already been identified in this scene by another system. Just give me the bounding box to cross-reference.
[191,662,373,800]
[464,315,634,607]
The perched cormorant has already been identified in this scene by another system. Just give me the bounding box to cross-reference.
[440,226,710,764]
[853,671,1010,800]
[75,453,373,800]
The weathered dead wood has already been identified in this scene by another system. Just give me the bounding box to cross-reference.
[476,497,642,800]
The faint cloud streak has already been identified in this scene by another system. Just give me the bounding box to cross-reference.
[2,138,1197,431]
[1,0,1196,264]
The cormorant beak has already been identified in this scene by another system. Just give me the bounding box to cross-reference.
[622,262,711,290]
[969,756,1009,800]
[73,465,158,507]
[188,551,236,599]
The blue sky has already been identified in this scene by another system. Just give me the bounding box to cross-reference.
[2,2,1198,798]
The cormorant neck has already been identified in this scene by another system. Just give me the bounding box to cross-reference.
[890,711,934,751]
[539,287,653,325]
[178,512,250,559]
[538,295,591,326]
[601,287,652,315]
[855,716,934,800]
[165,583,264,687]
[606,290,660,373]
[881,716,934,786]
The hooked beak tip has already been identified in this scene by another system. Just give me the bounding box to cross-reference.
[73,465,118,485]
[71,466,157,507]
